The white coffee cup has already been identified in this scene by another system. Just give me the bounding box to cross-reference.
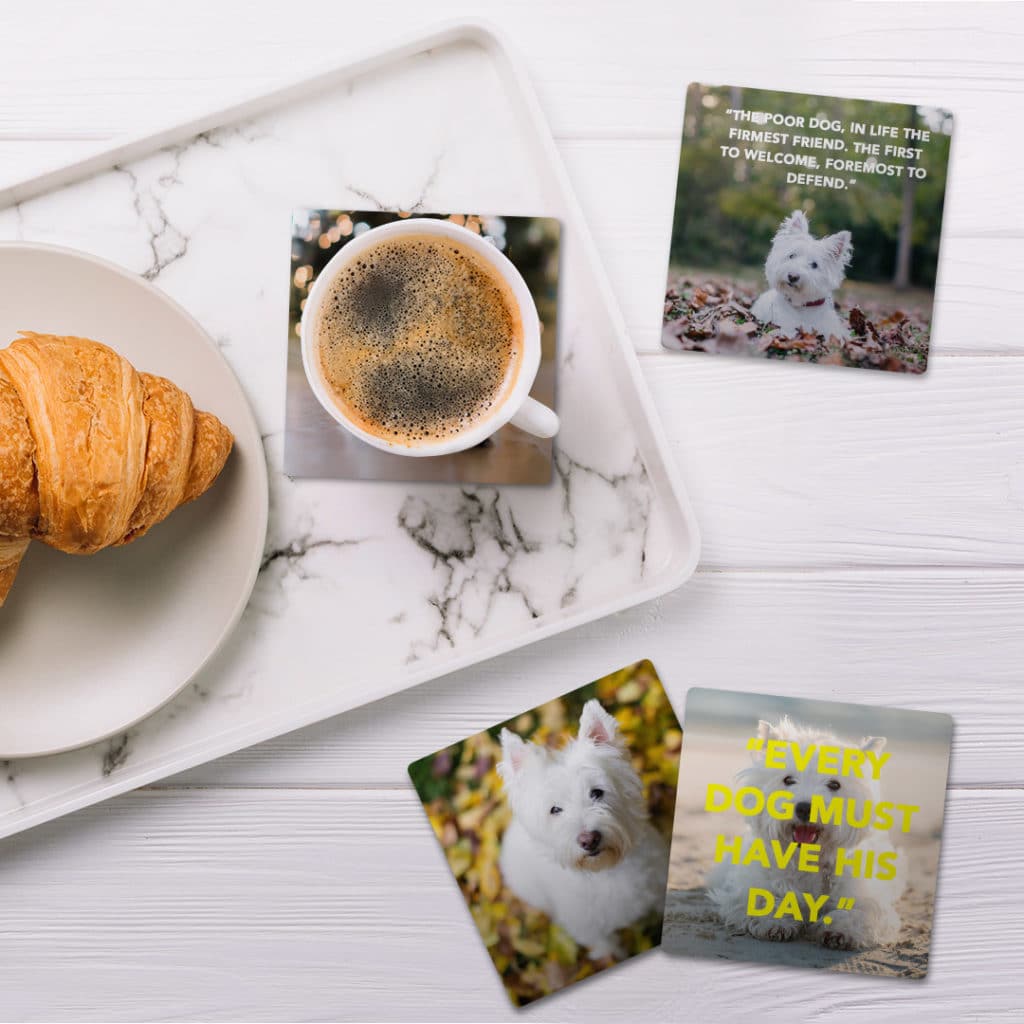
[300,218,559,457]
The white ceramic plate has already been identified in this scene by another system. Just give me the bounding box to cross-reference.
[0,243,268,757]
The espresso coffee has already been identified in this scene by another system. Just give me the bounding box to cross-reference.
[314,232,523,446]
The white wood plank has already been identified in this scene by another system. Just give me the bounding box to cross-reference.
[0,787,1016,1022]
[0,1,1019,145]
[639,354,1024,568]
[168,568,1024,790]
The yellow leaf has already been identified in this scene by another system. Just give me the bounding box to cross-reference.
[480,860,502,903]
[616,680,645,703]
[456,802,489,833]
[446,840,473,878]
[548,925,578,965]
[513,713,534,733]
[512,935,547,958]
[472,905,499,947]
[539,699,567,732]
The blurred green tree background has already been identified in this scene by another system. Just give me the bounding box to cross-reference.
[408,660,681,1006]
[672,84,952,289]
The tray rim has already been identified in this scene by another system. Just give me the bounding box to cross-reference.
[0,17,700,837]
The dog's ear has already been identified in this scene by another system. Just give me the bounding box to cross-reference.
[751,719,777,761]
[861,735,886,755]
[498,728,529,783]
[824,230,853,267]
[777,209,809,236]
[579,699,621,747]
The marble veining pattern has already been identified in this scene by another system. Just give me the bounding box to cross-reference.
[0,37,690,837]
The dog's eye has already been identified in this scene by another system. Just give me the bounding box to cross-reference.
[549,805,563,815]
[788,253,796,259]
[590,788,604,801]
[827,780,841,791]
[810,261,818,269]
[783,775,796,786]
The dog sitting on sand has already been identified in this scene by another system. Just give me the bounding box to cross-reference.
[708,717,905,950]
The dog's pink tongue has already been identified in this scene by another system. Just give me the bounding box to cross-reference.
[793,825,819,844]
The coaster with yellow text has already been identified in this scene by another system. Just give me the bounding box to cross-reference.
[664,688,952,977]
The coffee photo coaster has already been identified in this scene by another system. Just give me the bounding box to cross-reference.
[408,660,681,1006]
[285,209,560,484]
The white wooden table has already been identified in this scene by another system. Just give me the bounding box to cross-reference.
[1,1,1021,1020]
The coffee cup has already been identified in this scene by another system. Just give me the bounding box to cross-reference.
[300,218,559,457]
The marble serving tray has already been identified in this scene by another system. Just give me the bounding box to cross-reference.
[0,20,699,838]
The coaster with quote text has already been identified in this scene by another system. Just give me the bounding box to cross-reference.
[662,85,952,373]
[663,688,952,977]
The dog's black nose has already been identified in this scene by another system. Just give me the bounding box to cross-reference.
[787,272,801,285]
[577,830,602,854]
[794,801,812,823]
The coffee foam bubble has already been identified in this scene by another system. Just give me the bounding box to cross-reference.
[315,233,523,445]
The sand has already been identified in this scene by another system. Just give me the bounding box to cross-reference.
[663,812,940,978]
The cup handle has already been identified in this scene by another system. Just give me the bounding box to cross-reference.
[510,397,559,439]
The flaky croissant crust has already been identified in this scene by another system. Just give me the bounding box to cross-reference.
[0,332,233,605]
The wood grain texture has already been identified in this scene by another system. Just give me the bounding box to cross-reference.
[643,355,1024,568]
[1,1,1021,1021]
[1,1,1020,144]
[168,569,1024,789]
[0,788,1018,1022]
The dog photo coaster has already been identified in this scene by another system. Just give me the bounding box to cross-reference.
[664,688,952,977]
[408,660,681,1006]
[286,209,560,484]
[662,85,953,373]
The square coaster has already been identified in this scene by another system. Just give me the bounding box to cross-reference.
[286,210,559,483]
[662,85,953,373]
[408,660,680,1006]
[664,688,953,977]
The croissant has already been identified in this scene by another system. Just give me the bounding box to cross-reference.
[0,332,233,606]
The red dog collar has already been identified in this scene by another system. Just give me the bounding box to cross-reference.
[802,298,827,307]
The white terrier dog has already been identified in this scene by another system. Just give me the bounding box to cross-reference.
[751,210,852,340]
[498,700,668,960]
[708,717,905,950]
